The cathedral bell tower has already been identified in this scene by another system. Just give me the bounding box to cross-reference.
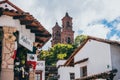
[51,12,74,46]
[61,12,74,44]
[51,22,61,46]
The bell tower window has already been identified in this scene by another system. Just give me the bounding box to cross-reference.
[67,37,71,44]
[67,21,70,26]
[56,31,60,36]
[67,21,71,28]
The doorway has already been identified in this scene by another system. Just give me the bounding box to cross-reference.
[35,70,42,80]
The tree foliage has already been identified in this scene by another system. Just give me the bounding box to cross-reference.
[74,35,88,47]
[57,53,67,60]
[38,35,88,66]
[38,43,74,66]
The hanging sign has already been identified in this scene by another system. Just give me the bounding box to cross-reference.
[36,61,45,70]
[27,53,37,61]
[19,32,33,51]
[27,53,37,69]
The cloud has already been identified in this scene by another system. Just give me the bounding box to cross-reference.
[86,17,120,40]
[81,24,110,39]
[110,34,120,41]
[116,23,120,30]
[10,0,120,33]
[8,0,120,49]
[76,0,120,41]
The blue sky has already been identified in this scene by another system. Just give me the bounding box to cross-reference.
[87,17,120,40]
[3,0,120,49]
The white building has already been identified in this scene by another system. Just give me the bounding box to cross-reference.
[57,60,75,80]
[58,36,120,80]
[35,61,45,80]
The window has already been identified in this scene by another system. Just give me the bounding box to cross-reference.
[70,73,75,80]
[35,74,40,80]
[67,21,71,27]
[35,73,42,80]
[80,66,87,77]
[56,31,60,37]
[67,37,71,44]
[67,21,70,26]
[62,39,64,43]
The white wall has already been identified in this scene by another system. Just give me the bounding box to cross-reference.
[74,40,112,79]
[110,45,120,80]
[36,61,45,80]
[56,60,67,67]
[58,66,75,80]
[0,15,22,30]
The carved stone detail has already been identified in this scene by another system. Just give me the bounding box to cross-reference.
[1,26,17,69]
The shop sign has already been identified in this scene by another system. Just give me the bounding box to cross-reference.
[36,61,45,70]
[19,32,33,51]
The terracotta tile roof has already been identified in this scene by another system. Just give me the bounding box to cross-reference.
[0,0,23,12]
[75,69,117,80]
[0,0,51,47]
[64,35,120,66]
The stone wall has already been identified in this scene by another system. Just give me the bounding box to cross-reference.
[1,27,16,80]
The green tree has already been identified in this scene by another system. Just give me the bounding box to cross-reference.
[39,50,52,60]
[38,43,74,66]
[74,35,88,47]
[57,53,67,60]
[38,35,88,66]
[51,43,74,59]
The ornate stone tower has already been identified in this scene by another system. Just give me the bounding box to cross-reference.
[51,22,61,46]
[51,12,74,46]
[61,12,74,44]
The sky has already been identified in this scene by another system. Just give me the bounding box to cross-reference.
[4,0,120,49]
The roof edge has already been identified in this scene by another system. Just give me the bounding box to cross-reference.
[64,35,120,66]
[0,0,24,12]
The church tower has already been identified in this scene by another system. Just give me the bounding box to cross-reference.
[61,12,74,44]
[51,12,74,46]
[51,22,61,46]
